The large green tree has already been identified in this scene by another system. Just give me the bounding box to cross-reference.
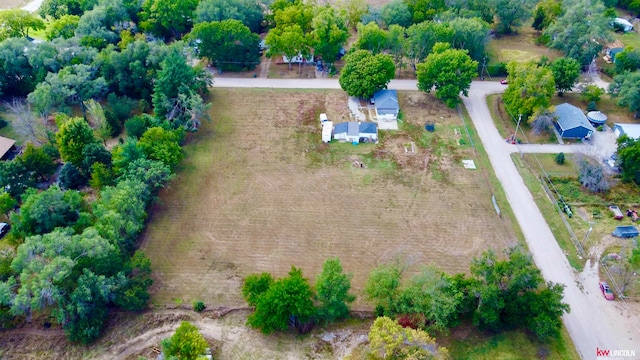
[364,259,405,316]
[550,57,581,96]
[0,37,36,97]
[489,0,537,33]
[189,20,261,71]
[610,70,640,117]
[614,47,640,74]
[195,0,264,33]
[19,143,57,182]
[45,14,79,40]
[310,6,349,66]
[417,42,478,108]
[57,117,98,166]
[265,24,309,71]
[448,17,489,62]
[339,50,395,99]
[0,9,45,39]
[354,22,388,54]
[138,127,184,170]
[315,257,355,323]
[247,267,316,334]
[406,21,453,67]
[617,135,640,184]
[162,321,208,359]
[531,0,562,31]
[140,0,198,38]
[502,61,555,121]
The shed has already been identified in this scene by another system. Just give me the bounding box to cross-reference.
[587,111,607,125]
[553,103,595,139]
[608,47,624,62]
[372,89,399,120]
[613,123,640,139]
[613,18,634,32]
[612,226,639,238]
[333,122,378,142]
[319,113,328,127]
[322,121,333,143]
[0,136,16,160]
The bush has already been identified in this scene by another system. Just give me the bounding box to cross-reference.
[488,62,507,76]
[555,152,565,165]
[58,163,87,189]
[105,111,123,137]
[125,115,151,138]
[586,101,597,111]
[193,300,205,312]
[580,85,604,103]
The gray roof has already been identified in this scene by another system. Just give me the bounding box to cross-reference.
[587,111,607,123]
[334,122,348,134]
[359,122,377,134]
[614,123,640,139]
[554,103,594,132]
[373,90,399,114]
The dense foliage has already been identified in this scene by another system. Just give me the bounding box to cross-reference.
[339,50,395,99]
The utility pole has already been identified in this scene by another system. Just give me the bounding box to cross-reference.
[582,222,593,247]
[513,114,522,144]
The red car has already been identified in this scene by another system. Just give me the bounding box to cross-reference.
[599,281,614,300]
[500,79,508,85]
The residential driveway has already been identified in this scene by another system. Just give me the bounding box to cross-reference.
[212,77,640,358]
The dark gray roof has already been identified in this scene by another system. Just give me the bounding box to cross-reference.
[554,103,594,132]
[612,226,639,238]
[334,122,348,134]
[373,90,399,114]
[360,122,377,134]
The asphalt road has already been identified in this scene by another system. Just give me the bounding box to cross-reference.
[20,0,43,12]
[213,78,639,359]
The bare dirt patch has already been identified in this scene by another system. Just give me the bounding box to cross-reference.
[141,88,517,312]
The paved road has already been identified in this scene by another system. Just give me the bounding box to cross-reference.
[214,77,639,359]
[20,0,44,12]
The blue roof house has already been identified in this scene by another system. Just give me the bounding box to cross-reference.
[333,122,378,142]
[372,90,399,120]
[553,103,594,139]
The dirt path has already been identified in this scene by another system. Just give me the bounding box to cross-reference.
[259,57,271,78]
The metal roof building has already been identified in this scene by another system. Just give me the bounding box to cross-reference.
[553,103,594,139]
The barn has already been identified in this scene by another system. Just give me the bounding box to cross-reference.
[553,103,594,139]
[372,89,399,120]
[333,122,378,143]
[613,123,640,140]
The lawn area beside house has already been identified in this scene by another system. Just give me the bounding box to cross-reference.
[141,88,519,310]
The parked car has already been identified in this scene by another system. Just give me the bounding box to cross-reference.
[500,79,508,84]
[0,222,9,239]
[599,281,614,300]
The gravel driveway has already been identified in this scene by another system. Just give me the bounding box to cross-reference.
[212,78,640,359]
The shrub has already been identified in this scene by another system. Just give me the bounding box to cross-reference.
[555,152,565,165]
[125,115,151,139]
[586,101,597,111]
[193,300,205,312]
[58,163,87,189]
[580,85,604,103]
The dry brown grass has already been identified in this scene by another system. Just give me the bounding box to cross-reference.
[487,25,563,64]
[141,89,517,309]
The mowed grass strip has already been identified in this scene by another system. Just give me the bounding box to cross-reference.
[142,88,517,308]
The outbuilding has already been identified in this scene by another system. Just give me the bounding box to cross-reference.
[553,103,595,139]
[0,136,16,160]
[587,111,607,126]
[333,122,378,143]
[372,89,399,120]
[322,121,333,143]
[613,123,640,140]
[613,18,634,32]
[612,226,639,238]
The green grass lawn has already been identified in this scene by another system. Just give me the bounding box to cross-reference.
[613,32,640,54]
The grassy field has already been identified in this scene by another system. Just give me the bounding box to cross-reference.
[140,88,518,309]
[486,24,563,65]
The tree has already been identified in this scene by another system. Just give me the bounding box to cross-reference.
[577,156,610,192]
[310,6,349,66]
[4,98,48,145]
[530,110,555,135]
[580,84,605,103]
[162,321,208,360]
[242,272,274,307]
[550,57,580,96]
[386,24,406,74]
[114,251,153,311]
[502,61,555,121]
[364,259,405,316]
[85,99,111,144]
[38,0,95,19]
[489,0,536,33]
[532,0,563,31]
[9,186,86,238]
[354,22,388,54]
[0,158,37,199]
[0,10,45,38]
[247,267,316,334]
[417,42,478,108]
[448,17,490,62]
[74,0,128,49]
[195,0,264,33]
[189,20,261,71]
[58,163,87,190]
[19,143,57,182]
[381,0,412,28]
[0,38,36,97]
[404,0,445,23]
[470,247,569,340]
[406,21,453,67]
[614,47,640,74]
[45,14,79,40]
[617,135,640,183]
[137,127,184,170]
[339,50,395,99]
[610,71,640,117]
[140,0,199,38]
[365,317,449,360]
[57,117,98,166]
[336,0,367,29]
[80,142,111,175]
[119,158,173,195]
[111,138,145,174]
[315,258,355,323]
[265,24,309,71]
[0,191,17,218]
[545,0,612,66]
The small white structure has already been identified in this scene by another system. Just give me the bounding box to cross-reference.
[282,53,314,63]
[613,18,634,32]
[322,121,333,143]
[613,123,640,139]
[333,122,378,143]
[319,113,328,127]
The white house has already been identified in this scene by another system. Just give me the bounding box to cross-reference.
[322,121,333,143]
[333,122,378,142]
[372,89,399,120]
[613,123,640,139]
[282,53,314,63]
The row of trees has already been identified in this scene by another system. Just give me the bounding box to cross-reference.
[242,248,569,343]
